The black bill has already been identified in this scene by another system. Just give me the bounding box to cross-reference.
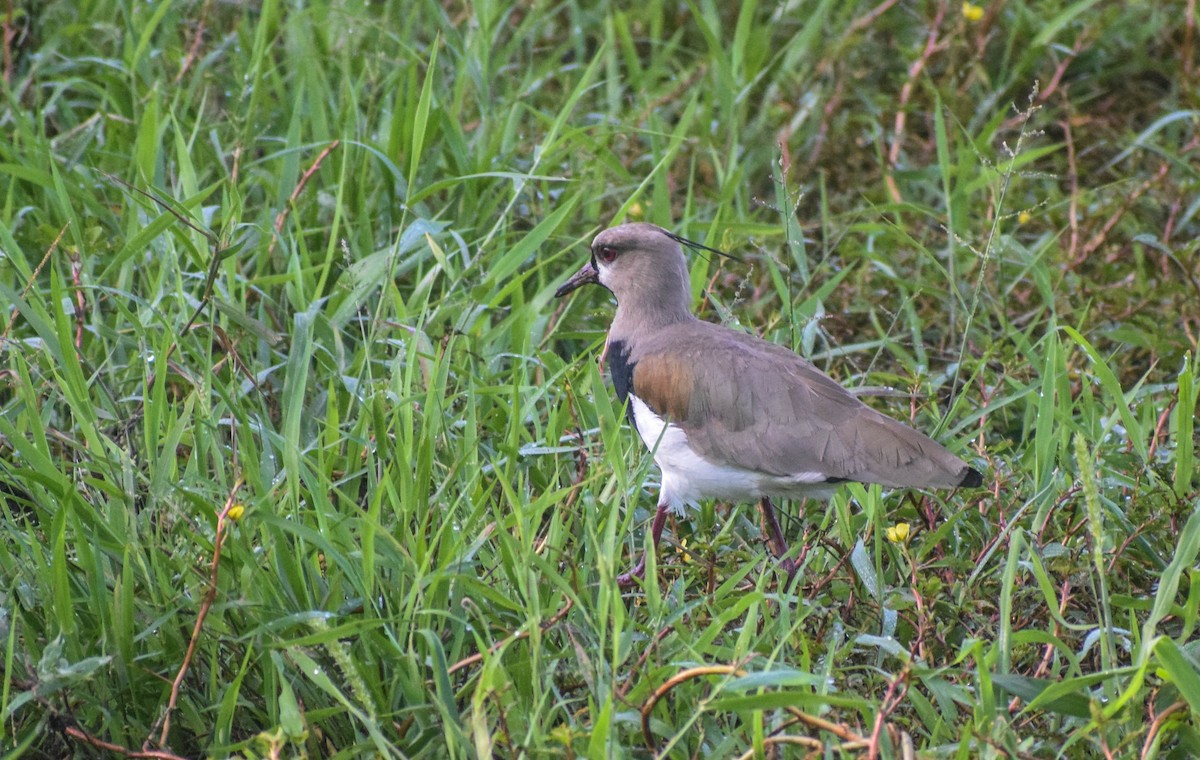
[554,260,600,297]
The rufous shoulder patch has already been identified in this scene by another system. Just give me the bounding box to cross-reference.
[632,354,693,421]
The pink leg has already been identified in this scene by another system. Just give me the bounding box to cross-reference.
[618,500,671,588]
[760,497,798,584]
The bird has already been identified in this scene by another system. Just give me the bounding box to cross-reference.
[555,222,983,587]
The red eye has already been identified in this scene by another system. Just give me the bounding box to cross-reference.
[598,246,617,263]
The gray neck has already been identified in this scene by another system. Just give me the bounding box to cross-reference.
[609,285,694,340]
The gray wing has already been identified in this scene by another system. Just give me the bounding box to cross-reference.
[630,323,978,489]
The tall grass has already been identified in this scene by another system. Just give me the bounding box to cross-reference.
[0,0,1197,756]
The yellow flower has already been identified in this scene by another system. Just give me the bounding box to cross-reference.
[962,2,984,21]
[628,202,644,219]
[677,537,692,564]
[227,504,246,522]
[1018,210,1032,224]
[886,522,911,543]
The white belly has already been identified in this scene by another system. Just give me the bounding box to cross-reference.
[629,395,836,513]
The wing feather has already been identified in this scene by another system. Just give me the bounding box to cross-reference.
[627,320,975,489]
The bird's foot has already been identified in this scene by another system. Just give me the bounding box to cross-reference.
[617,555,648,588]
[778,557,798,588]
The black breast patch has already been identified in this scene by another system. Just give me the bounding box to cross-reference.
[606,339,639,429]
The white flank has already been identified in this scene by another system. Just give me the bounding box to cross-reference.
[629,395,838,514]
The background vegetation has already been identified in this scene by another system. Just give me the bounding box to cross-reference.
[1,0,1198,756]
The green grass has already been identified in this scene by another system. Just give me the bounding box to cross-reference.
[1,0,1198,757]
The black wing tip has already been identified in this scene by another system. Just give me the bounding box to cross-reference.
[959,467,984,488]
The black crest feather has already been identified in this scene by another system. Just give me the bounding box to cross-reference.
[661,230,742,263]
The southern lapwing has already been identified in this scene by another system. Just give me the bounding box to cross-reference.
[556,222,983,587]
